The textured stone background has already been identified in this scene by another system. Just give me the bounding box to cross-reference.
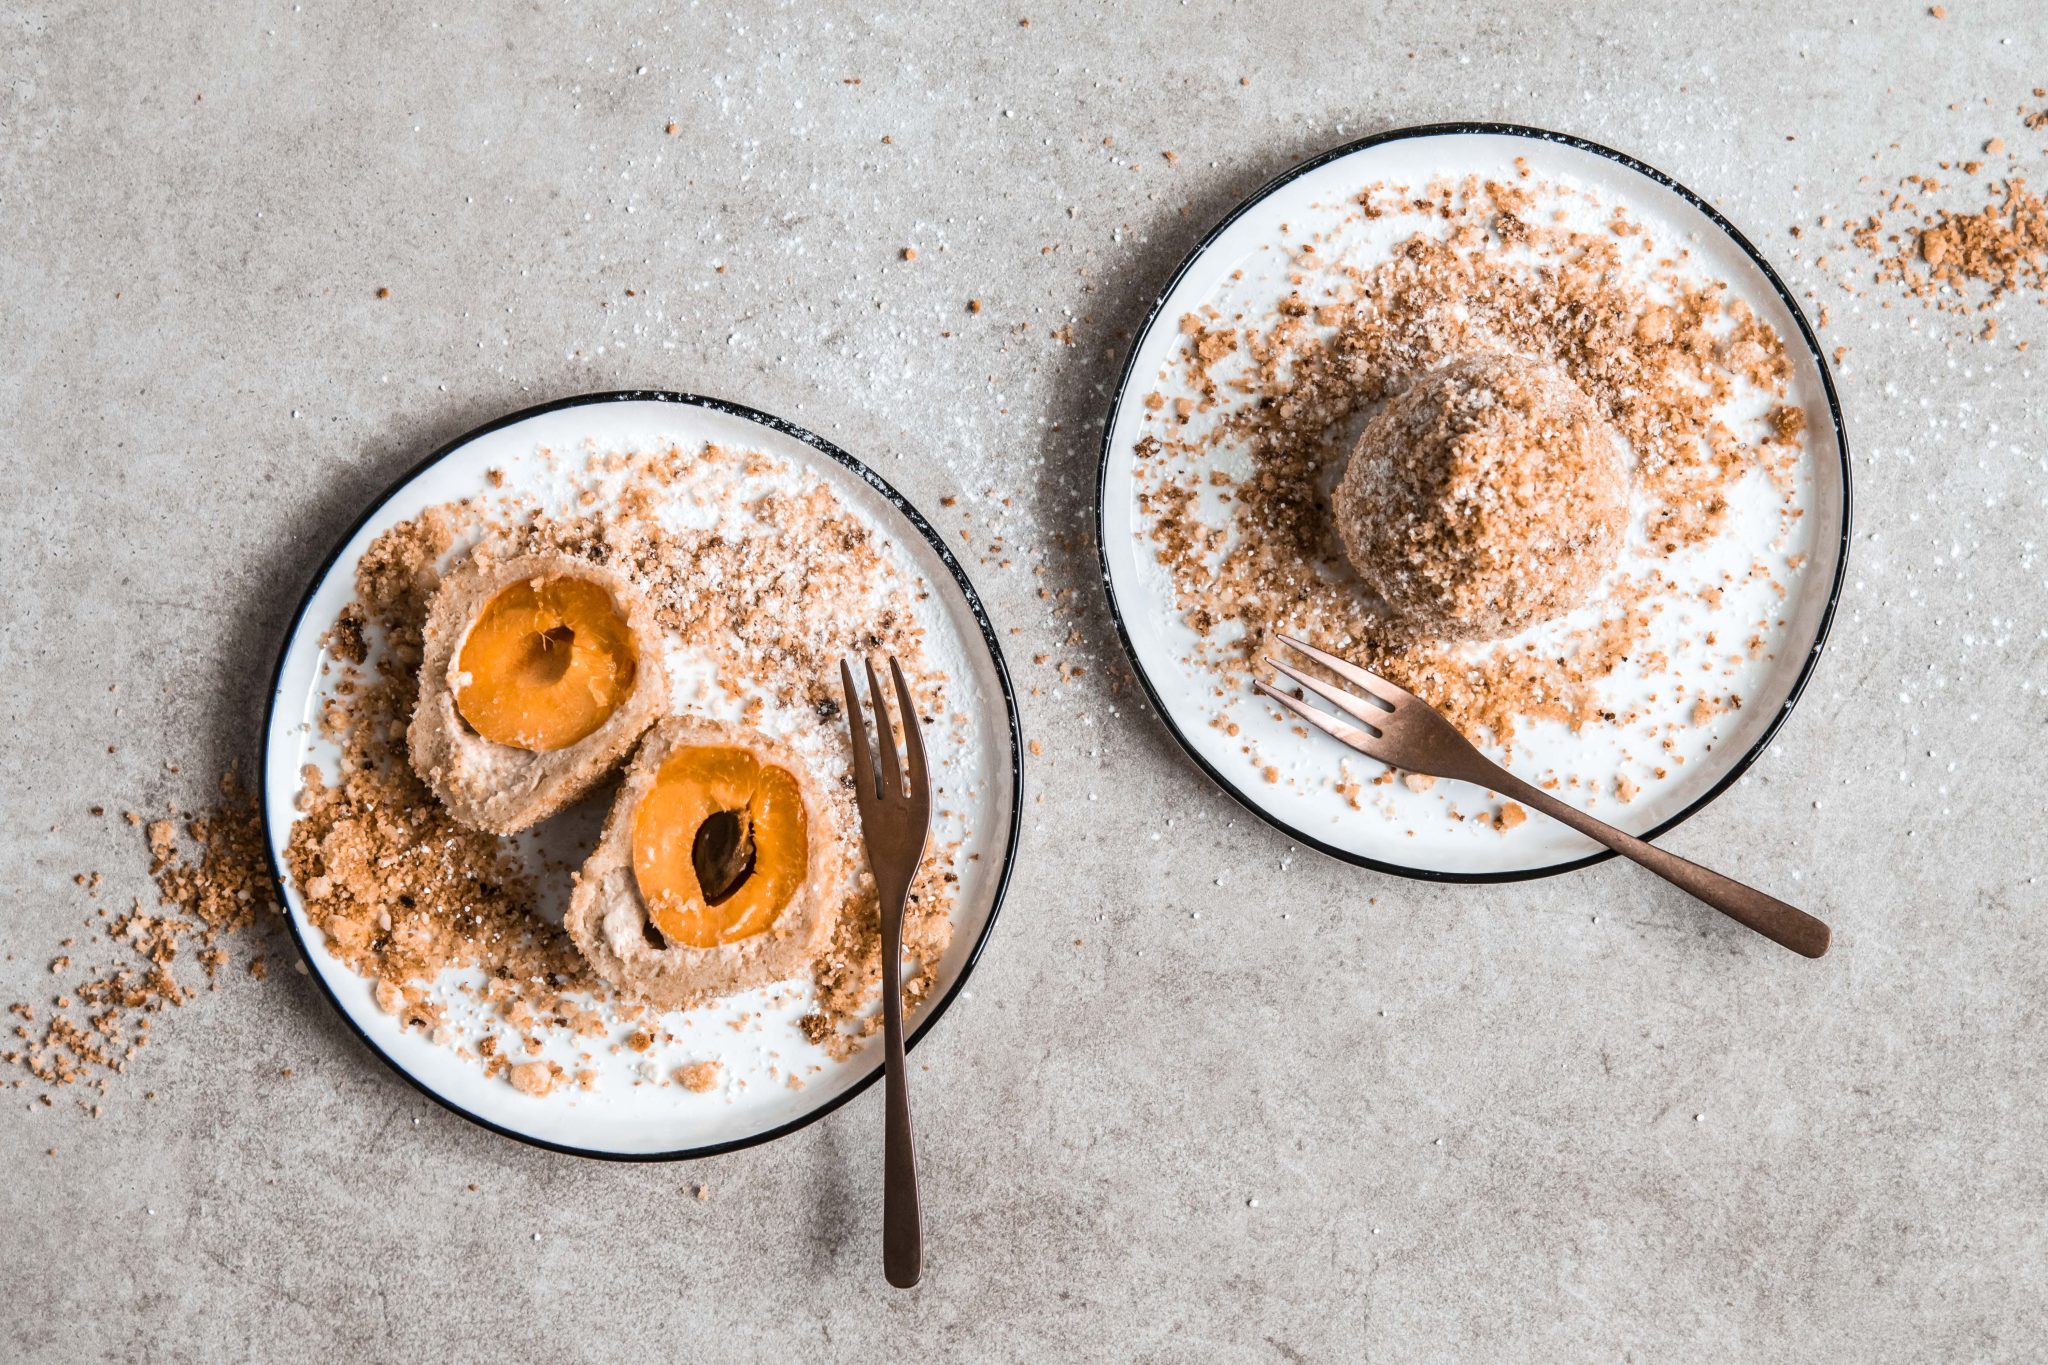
[4,1,2044,1359]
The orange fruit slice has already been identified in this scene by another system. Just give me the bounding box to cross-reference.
[632,744,810,949]
[454,577,638,751]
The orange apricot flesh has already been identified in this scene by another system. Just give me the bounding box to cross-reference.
[632,745,809,949]
[454,577,638,752]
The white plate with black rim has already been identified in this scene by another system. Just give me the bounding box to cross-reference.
[1096,123,1851,883]
[260,392,1022,1159]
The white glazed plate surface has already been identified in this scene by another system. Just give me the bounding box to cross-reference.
[261,393,1021,1158]
[1098,125,1849,881]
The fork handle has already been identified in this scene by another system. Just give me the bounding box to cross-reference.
[878,887,924,1288]
[1488,774,1831,959]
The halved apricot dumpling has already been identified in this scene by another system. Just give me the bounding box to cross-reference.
[408,548,665,835]
[564,716,843,1011]
[455,577,638,751]
[632,745,809,948]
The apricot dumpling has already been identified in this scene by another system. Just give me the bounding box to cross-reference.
[566,717,844,1009]
[408,547,666,834]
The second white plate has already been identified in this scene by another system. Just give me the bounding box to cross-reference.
[1096,124,1850,882]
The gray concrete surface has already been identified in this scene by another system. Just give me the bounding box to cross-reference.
[4,1,2045,1359]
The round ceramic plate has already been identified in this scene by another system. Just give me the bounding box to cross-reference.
[260,392,1022,1159]
[1097,123,1850,882]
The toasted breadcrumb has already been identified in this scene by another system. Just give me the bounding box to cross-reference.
[676,1060,722,1093]
[1138,173,1800,759]
[509,1061,557,1097]
[5,777,278,1107]
[1839,102,2048,330]
[280,442,965,1089]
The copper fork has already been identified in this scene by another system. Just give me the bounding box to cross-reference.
[841,656,932,1288]
[1255,632,1831,959]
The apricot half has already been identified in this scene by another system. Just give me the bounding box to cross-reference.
[454,577,638,752]
[632,745,810,948]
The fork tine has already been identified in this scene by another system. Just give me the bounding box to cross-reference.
[1264,655,1389,732]
[1273,632,1412,708]
[888,656,927,801]
[865,657,901,799]
[840,660,877,801]
[1254,680,1383,757]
